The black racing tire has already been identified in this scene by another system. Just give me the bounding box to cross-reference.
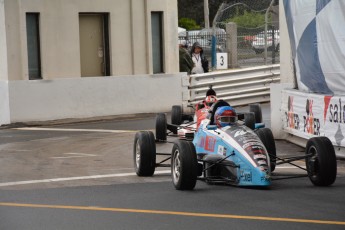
[171,140,198,190]
[249,103,263,123]
[155,113,167,141]
[244,112,255,130]
[171,105,182,125]
[255,128,276,172]
[305,137,337,186]
[133,131,156,176]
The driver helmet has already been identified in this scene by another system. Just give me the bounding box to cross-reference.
[205,95,218,107]
[215,106,237,128]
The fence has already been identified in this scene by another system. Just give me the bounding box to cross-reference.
[187,64,280,107]
[178,28,280,69]
[178,1,280,68]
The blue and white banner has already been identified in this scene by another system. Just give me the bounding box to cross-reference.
[283,0,345,95]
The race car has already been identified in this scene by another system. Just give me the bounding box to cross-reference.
[155,87,220,141]
[133,100,337,190]
[156,99,260,142]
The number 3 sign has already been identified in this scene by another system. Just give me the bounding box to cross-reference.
[216,53,228,70]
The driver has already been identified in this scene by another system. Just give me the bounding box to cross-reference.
[204,95,217,107]
[214,106,237,128]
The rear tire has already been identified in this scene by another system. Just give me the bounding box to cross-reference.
[305,137,337,186]
[171,140,198,190]
[171,105,182,125]
[249,103,262,123]
[134,131,156,176]
[244,112,255,130]
[255,128,276,172]
[156,113,167,141]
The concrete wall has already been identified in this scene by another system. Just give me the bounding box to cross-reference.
[0,81,10,125]
[270,0,295,139]
[0,1,11,124]
[278,1,295,86]
[0,0,9,81]
[6,73,187,123]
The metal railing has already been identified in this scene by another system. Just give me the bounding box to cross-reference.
[188,64,280,106]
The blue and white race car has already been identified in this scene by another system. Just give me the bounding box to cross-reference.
[133,100,337,190]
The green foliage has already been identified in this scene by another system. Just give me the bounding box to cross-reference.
[177,0,274,27]
[228,10,266,28]
[178,18,201,30]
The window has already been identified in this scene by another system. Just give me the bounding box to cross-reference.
[26,13,42,80]
[151,12,164,74]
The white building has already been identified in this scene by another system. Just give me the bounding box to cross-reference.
[0,0,186,125]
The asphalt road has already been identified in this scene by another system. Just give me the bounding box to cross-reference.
[0,103,344,230]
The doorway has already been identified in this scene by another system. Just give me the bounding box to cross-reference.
[79,13,110,77]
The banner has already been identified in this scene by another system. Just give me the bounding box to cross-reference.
[283,0,345,95]
[282,89,345,147]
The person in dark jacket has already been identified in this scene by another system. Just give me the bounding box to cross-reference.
[190,42,209,74]
[179,40,194,75]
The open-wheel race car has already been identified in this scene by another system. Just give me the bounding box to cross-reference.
[133,100,337,190]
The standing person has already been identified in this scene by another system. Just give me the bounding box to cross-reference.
[179,40,194,75]
[190,42,209,74]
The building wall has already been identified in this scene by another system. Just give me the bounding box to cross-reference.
[0,1,11,124]
[3,0,179,80]
[0,0,9,81]
[0,0,182,125]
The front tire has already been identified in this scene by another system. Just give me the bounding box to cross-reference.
[171,140,198,190]
[134,131,156,176]
[255,128,276,172]
[305,137,337,186]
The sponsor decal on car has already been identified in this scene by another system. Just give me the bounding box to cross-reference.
[254,154,267,159]
[261,174,271,182]
[217,145,227,156]
[257,160,267,165]
[252,149,266,154]
[242,142,263,149]
[205,136,216,151]
[234,130,248,137]
[240,170,252,182]
[241,138,261,143]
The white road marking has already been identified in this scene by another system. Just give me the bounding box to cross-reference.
[276,166,305,169]
[13,127,137,133]
[0,170,171,187]
[51,153,98,159]
[7,149,32,152]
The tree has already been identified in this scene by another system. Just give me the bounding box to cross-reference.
[178,0,273,28]
[229,10,266,28]
[178,18,201,30]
